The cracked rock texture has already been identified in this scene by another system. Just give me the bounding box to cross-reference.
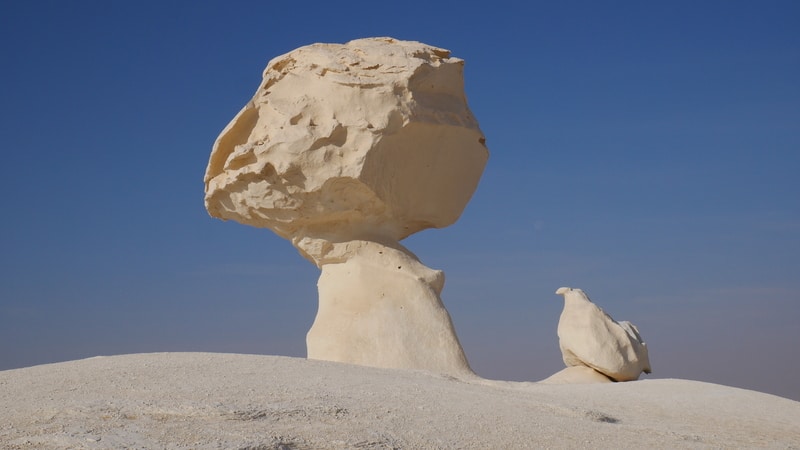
[203,37,488,259]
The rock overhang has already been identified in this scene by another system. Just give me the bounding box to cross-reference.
[204,37,488,243]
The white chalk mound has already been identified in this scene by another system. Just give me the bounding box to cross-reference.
[554,287,652,382]
[2,353,798,449]
[203,38,487,376]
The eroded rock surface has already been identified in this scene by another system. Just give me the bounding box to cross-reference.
[204,37,487,376]
[554,287,652,382]
[204,37,487,262]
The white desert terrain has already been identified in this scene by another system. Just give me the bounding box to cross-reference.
[5,38,795,449]
[1,352,798,449]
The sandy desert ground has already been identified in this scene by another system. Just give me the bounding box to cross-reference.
[1,353,798,449]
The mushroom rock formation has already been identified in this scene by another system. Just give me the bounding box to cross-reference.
[203,37,488,377]
[552,287,651,382]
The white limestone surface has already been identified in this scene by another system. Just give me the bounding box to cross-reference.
[307,240,473,377]
[1,353,798,449]
[554,287,652,382]
[203,37,487,376]
[203,37,488,249]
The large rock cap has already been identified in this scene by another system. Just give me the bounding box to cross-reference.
[204,37,488,244]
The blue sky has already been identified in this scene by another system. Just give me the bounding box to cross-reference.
[1,1,798,400]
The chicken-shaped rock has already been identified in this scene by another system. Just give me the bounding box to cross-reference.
[555,287,651,381]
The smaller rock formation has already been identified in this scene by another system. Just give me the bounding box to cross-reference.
[552,287,651,382]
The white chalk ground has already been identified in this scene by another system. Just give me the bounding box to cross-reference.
[1,353,798,449]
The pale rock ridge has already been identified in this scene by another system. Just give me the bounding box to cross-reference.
[553,287,652,382]
[539,365,615,384]
[203,37,488,377]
